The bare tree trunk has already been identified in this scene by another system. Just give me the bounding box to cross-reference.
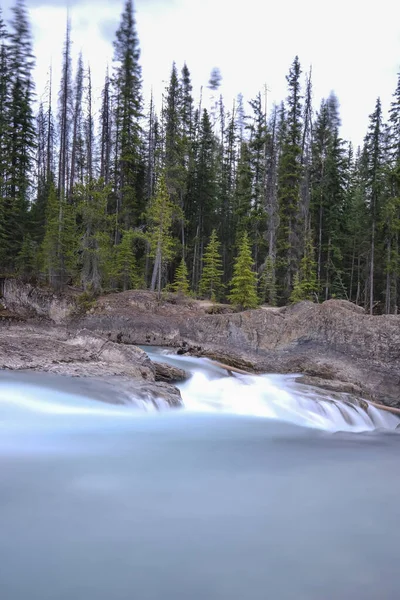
[100,69,111,184]
[386,237,391,314]
[157,249,162,300]
[150,245,161,292]
[356,254,361,306]
[325,237,331,301]
[46,65,53,180]
[191,226,199,290]
[86,66,93,182]
[370,218,375,315]
[395,232,399,314]
[69,53,83,196]
[349,238,356,303]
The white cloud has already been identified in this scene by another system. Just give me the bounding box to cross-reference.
[21,0,400,146]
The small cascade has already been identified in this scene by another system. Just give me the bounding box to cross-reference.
[177,369,399,432]
[0,348,398,434]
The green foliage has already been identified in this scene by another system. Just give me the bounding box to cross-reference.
[16,233,39,280]
[41,183,78,287]
[113,0,144,229]
[290,234,318,303]
[75,179,113,292]
[261,255,277,306]
[276,56,303,302]
[199,229,224,301]
[115,229,140,291]
[73,287,98,315]
[228,231,259,309]
[172,258,190,295]
[2,5,400,316]
[147,174,176,263]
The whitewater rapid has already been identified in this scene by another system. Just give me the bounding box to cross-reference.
[2,349,400,600]
[0,348,398,434]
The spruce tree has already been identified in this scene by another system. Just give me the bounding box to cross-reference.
[289,231,318,302]
[41,182,77,288]
[148,175,176,297]
[113,0,143,231]
[199,229,224,301]
[172,258,190,295]
[76,179,112,292]
[5,0,36,268]
[276,56,303,302]
[364,98,385,313]
[229,231,258,309]
[261,255,277,306]
[115,229,139,291]
[16,233,39,280]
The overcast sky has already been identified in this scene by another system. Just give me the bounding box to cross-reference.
[2,0,400,147]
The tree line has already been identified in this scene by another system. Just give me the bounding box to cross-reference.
[1,0,400,312]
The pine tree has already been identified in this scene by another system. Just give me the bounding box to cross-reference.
[229,231,258,309]
[76,179,112,292]
[289,231,318,302]
[172,258,190,295]
[41,182,77,287]
[100,68,112,185]
[163,62,186,254]
[188,109,218,290]
[234,141,252,238]
[364,97,385,313]
[16,233,39,280]
[247,92,268,269]
[261,254,277,306]
[148,175,177,297]
[113,0,143,231]
[199,229,224,301]
[58,18,73,199]
[69,52,84,194]
[115,229,139,291]
[5,0,36,268]
[276,56,303,302]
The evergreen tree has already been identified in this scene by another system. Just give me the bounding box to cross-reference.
[148,175,176,297]
[16,233,39,280]
[229,231,258,309]
[247,92,268,269]
[234,141,252,238]
[363,97,385,313]
[261,254,277,306]
[113,0,144,232]
[172,258,190,295]
[115,229,139,291]
[76,179,112,292]
[100,68,112,185]
[290,231,318,302]
[41,182,77,287]
[163,62,186,253]
[4,0,36,268]
[58,18,73,198]
[276,56,303,302]
[199,229,224,301]
[69,52,84,194]
[189,109,218,290]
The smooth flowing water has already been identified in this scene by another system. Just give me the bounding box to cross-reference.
[1,348,400,600]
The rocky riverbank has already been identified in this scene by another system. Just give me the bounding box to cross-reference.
[1,279,400,408]
[0,325,184,408]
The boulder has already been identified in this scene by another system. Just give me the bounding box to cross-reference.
[153,362,189,383]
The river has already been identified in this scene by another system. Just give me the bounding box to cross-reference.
[1,348,400,599]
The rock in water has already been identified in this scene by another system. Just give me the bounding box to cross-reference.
[154,362,189,383]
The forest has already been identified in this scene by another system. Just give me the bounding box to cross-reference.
[1,0,400,313]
